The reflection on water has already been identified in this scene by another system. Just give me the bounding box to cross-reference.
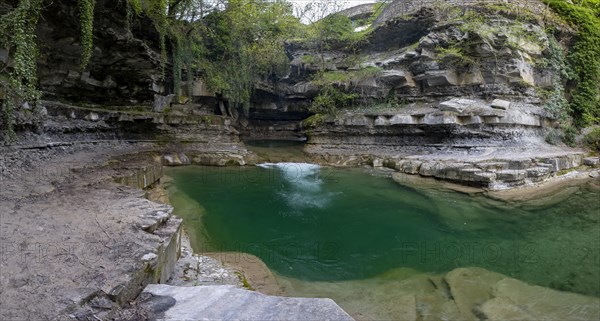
[245,140,307,163]
[167,164,600,318]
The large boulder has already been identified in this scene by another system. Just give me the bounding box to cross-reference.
[444,268,506,320]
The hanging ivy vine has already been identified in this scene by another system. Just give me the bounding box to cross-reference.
[78,0,96,69]
[0,0,301,142]
[0,0,42,142]
[124,0,139,36]
[543,0,600,126]
[541,35,571,121]
[147,0,168,73]
[172,35,182,96]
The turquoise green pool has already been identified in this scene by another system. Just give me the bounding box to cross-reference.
[166,163,600,313]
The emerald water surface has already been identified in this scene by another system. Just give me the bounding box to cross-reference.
[244,139,306,162]
[167,163,600,311]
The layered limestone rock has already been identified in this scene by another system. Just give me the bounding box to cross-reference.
[242,0,582,188]
[320,148,586,189]
[277,0,560,105]
[303,98,557,157]
[115,164,164,189]
[149,266,599,321]
[303,99,592,188]
[36,0,166,105]
[0,147,184,320]
[40,100,241,147]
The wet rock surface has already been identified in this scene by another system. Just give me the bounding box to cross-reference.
[436,268,600,321]
[1,1,598,320]
[275,266,600,321]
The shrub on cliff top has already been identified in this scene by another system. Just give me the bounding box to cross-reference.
[309,86,358,115]
[583,127,600,151]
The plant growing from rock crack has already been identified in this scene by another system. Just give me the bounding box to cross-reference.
[539,34,571,123]
[78,0,96,69]
[582,127,600,151]
[309,85,358,115]
[544,0,600,126]
[234,271,254,291]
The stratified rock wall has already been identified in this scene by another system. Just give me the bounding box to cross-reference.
[246,0,572,142]
[36,0,167,105]
[253,0,578,162]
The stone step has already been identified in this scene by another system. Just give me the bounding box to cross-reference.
[495,169,527,182]
[476,161,509,171]
[526,167,551,178]
[142,284,355,321]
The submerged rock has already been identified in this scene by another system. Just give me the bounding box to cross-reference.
[444,268,506,320]
[444,268,600,321]
[486,278,600,320]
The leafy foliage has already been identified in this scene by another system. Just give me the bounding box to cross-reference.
[583,127,600,151]
[0,0,42,141]
[315,13,354,42]
[309,86,358,114]
[539,35,571,121]
[198,0,301,114]
[562,124,577,147]
[435,46,477,69]
[544,0,600,126]
[78,0,96,69]
[308,66,381,115]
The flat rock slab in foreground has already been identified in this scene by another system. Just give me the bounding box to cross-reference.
[143,284,355,321]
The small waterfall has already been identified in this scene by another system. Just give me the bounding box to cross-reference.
[257,162,337,210]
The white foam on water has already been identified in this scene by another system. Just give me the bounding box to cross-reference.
[258,162,337,209]
[278,191,339,209]
[256,162,277,169]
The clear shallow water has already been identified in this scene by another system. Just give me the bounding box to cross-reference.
[166,164,600,300]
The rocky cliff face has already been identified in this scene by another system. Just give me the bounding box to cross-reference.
[2,0,245,153]
[250,1,571,144]
[286,0,560,99]
[36,0,167,105]
[3,0,584,178]
[242,0,593,188]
